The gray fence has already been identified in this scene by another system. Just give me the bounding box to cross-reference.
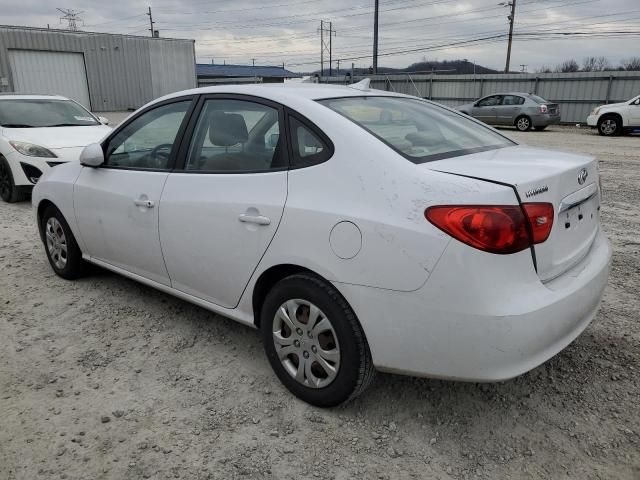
[322,71,640,124]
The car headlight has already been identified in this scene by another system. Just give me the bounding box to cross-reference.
[9,141,57,158]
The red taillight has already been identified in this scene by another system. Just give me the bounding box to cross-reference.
[539,104,548,114]
[522,202,554,244]
[425,203,554,254]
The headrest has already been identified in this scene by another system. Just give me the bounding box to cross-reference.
[209,112,248,146]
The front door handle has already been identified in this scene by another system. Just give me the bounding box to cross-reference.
[134,199,155,208]
[238,214,271,225]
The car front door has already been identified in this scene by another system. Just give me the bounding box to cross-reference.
[158,96,288,309]
[495,95,522,125]
[629,96,640,126]
[74,98,194,285]
[470,95,501,124]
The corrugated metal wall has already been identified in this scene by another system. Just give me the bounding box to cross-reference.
[0,26,196,112]
[323,71,640,123]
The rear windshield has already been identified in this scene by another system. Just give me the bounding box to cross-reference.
[527,94,550,104]
[318,96,514,163]
[0,99,99,128]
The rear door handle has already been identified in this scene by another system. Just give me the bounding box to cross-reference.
[238,214,271,225]
[134,199,155,208]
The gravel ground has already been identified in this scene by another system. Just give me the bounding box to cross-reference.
[1,126,638,480]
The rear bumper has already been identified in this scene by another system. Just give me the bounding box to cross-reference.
[335,228,611,381]
[531,113,561,127]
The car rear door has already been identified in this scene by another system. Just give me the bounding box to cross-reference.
[495,95,522,125]
[471,95,500,124]
[74,97,195,285]
[158,95,288,309]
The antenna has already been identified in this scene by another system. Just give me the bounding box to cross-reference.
[57,8,83,31]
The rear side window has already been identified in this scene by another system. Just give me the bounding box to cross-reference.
[289,116,332,167]
[503,95,525,105]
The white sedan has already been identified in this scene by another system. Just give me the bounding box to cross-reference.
[32,83,611,406]
[0,94,111,202]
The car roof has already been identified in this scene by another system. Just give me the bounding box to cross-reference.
[156,82,406,105]
[0,93,70,101]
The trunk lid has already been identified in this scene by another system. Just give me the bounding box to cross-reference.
[546,103,560,115]
[424,145,600,281]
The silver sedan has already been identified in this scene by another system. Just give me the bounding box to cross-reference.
[458,92,561,131]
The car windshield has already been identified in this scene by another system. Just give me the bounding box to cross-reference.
[0,99,99,128]
[527,94,549,104]
[319,96,515,163]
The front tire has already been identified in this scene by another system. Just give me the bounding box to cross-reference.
[0,156,24,203]
[41,205,86,280]
[515,115,532,131]
[261,274,375,407]
[598,115,621,136]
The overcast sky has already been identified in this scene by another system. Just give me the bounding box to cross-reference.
[1,0,638,72]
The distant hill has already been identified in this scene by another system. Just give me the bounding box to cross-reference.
[308,59,498,76]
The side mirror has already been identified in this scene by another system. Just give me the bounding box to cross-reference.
[97,116,110,125]
[269,133,280,148]
[80,143,105,167]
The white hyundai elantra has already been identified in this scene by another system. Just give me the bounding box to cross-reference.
[32,82,611,406]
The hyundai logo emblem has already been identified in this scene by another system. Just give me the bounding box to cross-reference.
[577,168,588,185]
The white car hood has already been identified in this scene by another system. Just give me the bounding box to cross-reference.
[2,125,112,148]
[598,102,627,111]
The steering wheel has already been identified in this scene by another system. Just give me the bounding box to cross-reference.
[149,143,173,168]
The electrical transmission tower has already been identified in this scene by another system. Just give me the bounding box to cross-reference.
[57,8,83,31]
[318,20,336,78]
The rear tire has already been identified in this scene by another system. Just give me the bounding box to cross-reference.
[515,115,532,132]
[0,156,25,203]
[41,205,86,280]
[598,115,622,136]
[261,273,375,407]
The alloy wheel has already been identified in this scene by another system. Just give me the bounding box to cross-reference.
[517,117,530,131]
[272,299,341,389]
[45,217,68,270]
[600,119,617,135]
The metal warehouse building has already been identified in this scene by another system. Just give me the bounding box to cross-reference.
[0,25,196,112]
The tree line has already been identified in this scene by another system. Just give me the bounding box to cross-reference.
[536,56,640,73]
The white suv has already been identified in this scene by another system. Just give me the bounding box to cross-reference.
[586,94,640,136]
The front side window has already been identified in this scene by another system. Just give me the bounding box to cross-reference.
[0,99,99,128]
[477,95,502,107]
[185,99,285,172]
[105,101,191,170]
[319,96,515,163]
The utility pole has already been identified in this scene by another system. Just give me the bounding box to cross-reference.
[318,21,336,78]
[520,64,527,73]
[373,0,379,74]
[503,0,516,73]
[147,6,155,37]
[252,58,256,67]
[57,8,83,31]
[337,59,341,73]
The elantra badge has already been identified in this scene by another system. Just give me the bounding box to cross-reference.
[578,168,588,185]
